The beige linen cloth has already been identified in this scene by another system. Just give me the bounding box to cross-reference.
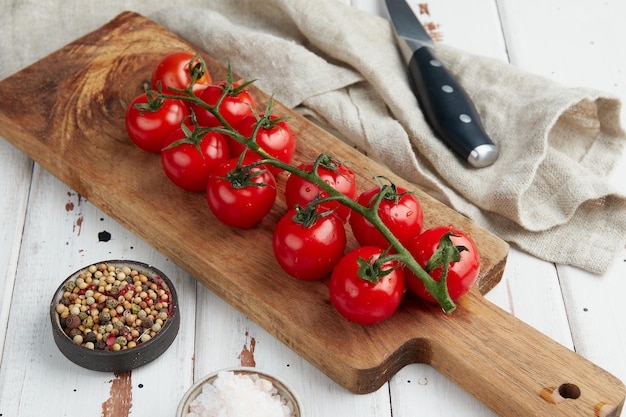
[2,0,625,273]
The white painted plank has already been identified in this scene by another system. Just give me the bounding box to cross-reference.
[0,165,197,416]
[390,363,499,417]
[497,0,626,123]
[497,0,626,393]
[559,244,626,384]
[410,0,509,61]
[354,0,509,61]
[0,139,32,365]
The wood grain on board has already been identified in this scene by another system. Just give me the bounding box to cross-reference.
[0,12,623,417]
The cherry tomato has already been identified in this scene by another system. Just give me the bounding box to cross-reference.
[193,81,256,128]
[329,246,405,326]
[273,208,347,281]
[151,51,212,95]
[234,114,296,175]
[349,185,423,249]
[125,93,189,153]
[285,156,357,222]
[405,225,480,303]
[206,157,277,229]
[161,126,230,192]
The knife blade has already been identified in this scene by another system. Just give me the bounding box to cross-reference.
[385,0,499,168]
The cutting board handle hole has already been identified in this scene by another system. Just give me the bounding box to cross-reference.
[558,383,581,400]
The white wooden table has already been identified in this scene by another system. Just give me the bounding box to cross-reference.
[1,1,625,416]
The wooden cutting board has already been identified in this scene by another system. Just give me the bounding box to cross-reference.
[0,12,623,417]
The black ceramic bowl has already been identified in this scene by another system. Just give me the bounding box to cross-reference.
[50,260,180,372]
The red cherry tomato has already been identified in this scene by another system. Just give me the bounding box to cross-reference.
[405,225,480,303]
[349,185,423,249]
[193,81,256,128]
[284,156,357,222]
[206,157,277,229]
[151,51,212,95]
[273,208,347,281]
[329,246,405,326]
[234,114,296,175]
[125,93,189,153]
[161,127,230,192]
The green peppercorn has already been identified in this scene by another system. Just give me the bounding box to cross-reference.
[82,316,95,329]
[78,311,88,321]
[106,298,118,309]
[131,304,141,314]
[113,320,124,330]
[65,281,76,292]
[99,311,111,323]
[109,286,120,296]
[115,336,127,347]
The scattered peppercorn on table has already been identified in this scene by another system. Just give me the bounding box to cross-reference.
[1,1,625,417]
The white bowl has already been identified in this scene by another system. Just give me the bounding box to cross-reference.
[176,367,303,417]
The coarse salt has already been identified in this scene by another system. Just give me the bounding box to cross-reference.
[186,371,296,417]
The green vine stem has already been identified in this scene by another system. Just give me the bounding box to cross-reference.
[148,65,457,314]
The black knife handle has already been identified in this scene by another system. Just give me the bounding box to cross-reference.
[408,46,498,168]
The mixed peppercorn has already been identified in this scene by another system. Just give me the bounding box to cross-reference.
[54,263,172,351]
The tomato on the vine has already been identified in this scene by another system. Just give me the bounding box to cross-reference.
[329,246,405,326]
[405,225,480,303]
[206,156,277,229]
[151,51,212,95]
[193,81,256,128]
[285,156,357,222]
[161,126,230,192]
[349,185,423,249]
[273,206,346,281]
[234,114,296,175]
[125,93,189,153]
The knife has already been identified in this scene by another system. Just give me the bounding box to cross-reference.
[385,0,499,168]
